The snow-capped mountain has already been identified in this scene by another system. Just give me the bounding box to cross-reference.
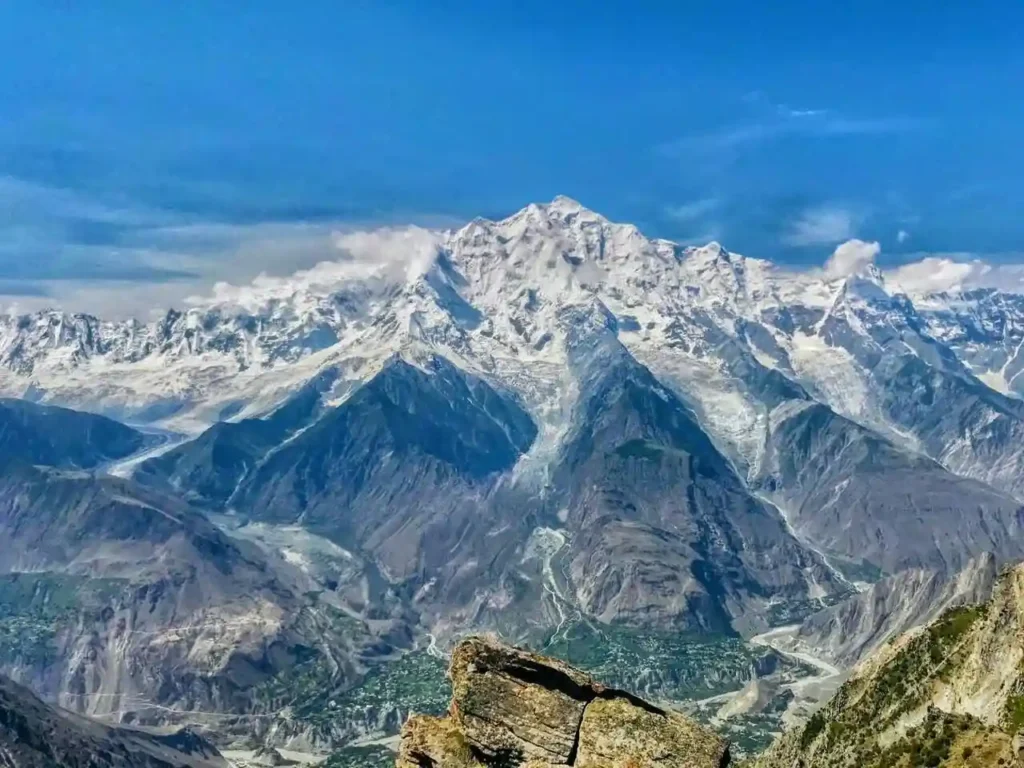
[4,198,1024,600]
[4,197,1024,493]
[4,197,1024,742]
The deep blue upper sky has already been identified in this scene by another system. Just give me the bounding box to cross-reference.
[2,1,1023,307]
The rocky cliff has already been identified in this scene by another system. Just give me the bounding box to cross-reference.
[756,562,1024,767]
[395,636,729,768]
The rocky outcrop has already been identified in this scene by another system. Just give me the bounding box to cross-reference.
[756,562,1024,768]
[396,636,729,768]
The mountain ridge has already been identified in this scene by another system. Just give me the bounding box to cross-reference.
[755,560,1024,767]
[0,672,227,768]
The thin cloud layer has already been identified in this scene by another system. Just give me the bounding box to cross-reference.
[181,227,443,314]
[662,104,919,156]
[664,198,720,222]
[784,206,857,246]
[0,175,454,318]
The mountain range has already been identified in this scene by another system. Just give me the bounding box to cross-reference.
[2,198,1024,754]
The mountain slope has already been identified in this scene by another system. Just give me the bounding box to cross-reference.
[0,397,152,469]
[7,197,1024,754]
[757,402,1024,574]
[135,303,840,636]
[764,554,999,669]
[549,304,837,633]
[0,458,399,748]
[756,562,1024,768]
[746,268,1024,501]
[4,197,1024,503]
[0,673,226,768]
[110,197,1024,634]
[133,367,342,507]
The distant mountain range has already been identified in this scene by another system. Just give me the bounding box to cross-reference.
[2,198,1024,755]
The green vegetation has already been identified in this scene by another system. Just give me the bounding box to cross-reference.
[930,605,986,644]
[759,601,1005,768]
[1004,694,1024,735]
[0,571,125,616]
[856,604,986,727]
[830,556,885,586]
[323,744,394,768]
[800,711,826,749]
[0,572,127,666]
[540,620,822,758]
[763,590,854,627]
[257,647,449,747]
[325,651,449,724]
[280,620,818,756]
[867,710,1009,768]
[543,620,810,701]
[613,439,670,461]
[716,710,788,756]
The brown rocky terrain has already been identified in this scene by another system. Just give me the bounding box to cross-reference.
[395,636,730,768]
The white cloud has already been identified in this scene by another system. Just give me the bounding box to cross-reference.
[0,175,173,228]
[676,230,724,247]
[779,107,827,118]
[897,229,910,244]
[664,198,720,222]
[187,227,442,314]
[885,256,1024,296]
[0,172,461,318]
[0,219,445,318]
[824,239,881,278]
[784,206,856,246]
[332,227,442,280]
[885,258,981,295]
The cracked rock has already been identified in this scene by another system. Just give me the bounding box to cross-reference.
[396,636,729,768]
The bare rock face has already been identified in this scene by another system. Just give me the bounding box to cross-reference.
[448,636,595,764]
[576,696,729,768]
[396,636,729,768]
[398,715,481,768]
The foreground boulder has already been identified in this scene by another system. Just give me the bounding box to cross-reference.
[397,636,729,767]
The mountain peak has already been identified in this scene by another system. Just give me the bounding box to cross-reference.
[533,195,610,225]
[547,193,587,211]
[686,241,728,260]
[839,264,890,304]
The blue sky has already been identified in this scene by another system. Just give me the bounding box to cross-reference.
[2,1,1023,311]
